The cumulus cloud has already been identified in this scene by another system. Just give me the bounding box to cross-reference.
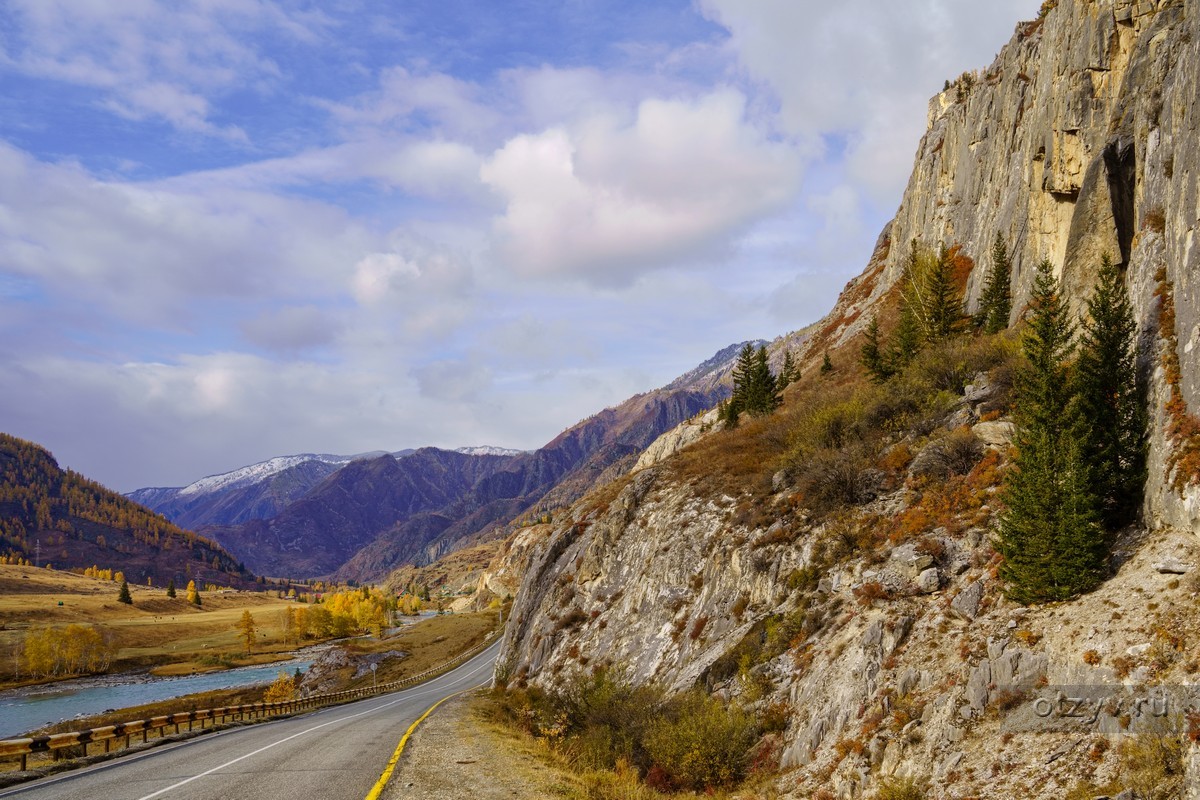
[697,0,1042,200]
[480,89,803,285]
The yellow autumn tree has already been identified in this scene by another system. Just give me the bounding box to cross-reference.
[263,670,297,703]
[235,610,256,654]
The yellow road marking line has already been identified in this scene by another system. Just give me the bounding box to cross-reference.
[363,691,464,800]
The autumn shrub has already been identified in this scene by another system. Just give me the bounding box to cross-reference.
[910,427,984,480]
[263,671,297,703]
[1144,205,1166,233]
[876,776,927,800]
[643,690,759,791]
[1119,727,1185,800]
[795,446,877,514]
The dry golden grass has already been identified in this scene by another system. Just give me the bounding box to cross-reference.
[0,565,299,687]
[336,610,500,690]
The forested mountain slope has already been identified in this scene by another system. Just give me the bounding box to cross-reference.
[0,433,253,588]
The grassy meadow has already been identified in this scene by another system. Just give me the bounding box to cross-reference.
[0,564,299,687]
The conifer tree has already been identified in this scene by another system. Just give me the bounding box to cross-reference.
[186,579,202,606]
[166,579,176,599]
[819,351,833,376]
[997,260,1105,603]
[977,232,1013,334]
[743,346,780,414]
[779,350,798,387]
[723,344,780,424]
[117,580,132,605]
[1074,254,1148,532]
[860,316,892,382]
[721,343,757,427]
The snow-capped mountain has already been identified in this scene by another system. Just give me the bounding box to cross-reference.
[177,453,369,498]
[453,446,526,457]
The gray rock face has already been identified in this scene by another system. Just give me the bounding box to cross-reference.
[951,580,986,620]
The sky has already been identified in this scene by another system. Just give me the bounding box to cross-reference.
[0,0,1043,491]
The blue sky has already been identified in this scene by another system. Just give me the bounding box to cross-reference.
[0,0,1042,490]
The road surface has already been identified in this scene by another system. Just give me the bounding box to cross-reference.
[0,640,501,800]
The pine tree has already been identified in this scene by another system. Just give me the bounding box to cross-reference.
[166,579,176,599]
[997,260,1105,603]
[722,343,757,427]
[1074,254,1148,532]
[860,316,892,382]
[117,580,132,605]
[779,350,798,387]
[977,232,1013,334]
[743,346,780,414]
[820,351,833,376]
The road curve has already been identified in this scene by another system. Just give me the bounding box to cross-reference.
[0,640,501,800]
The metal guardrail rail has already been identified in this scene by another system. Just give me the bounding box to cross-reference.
[0,629,499,772]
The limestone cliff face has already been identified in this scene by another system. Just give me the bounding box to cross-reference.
[493,2,1200,797]
[857,0,1199,528]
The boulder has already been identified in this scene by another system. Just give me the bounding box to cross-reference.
[916,567,941,593]
[1152,557,1191,574]
[951,580,985,620]
[972,420,1016,448]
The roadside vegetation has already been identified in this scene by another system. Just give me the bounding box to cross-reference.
[488,670,779,797]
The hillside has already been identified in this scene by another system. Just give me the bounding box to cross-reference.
[490,1,1200,797]
[0,433,254,588]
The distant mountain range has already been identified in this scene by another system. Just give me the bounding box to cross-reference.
[128,343,754,581]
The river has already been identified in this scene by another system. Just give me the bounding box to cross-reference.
[0,656,314,739]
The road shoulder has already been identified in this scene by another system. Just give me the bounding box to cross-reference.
[382,691,577,800]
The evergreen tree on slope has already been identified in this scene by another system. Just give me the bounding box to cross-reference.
[976,232,1013,334]
[997,260,1105,603]
[1074,254,1147,532]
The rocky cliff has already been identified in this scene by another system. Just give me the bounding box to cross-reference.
[493,2,1200,797]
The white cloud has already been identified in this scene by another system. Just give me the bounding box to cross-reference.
[240,305,343,353]
[480,89,803,285]
[697,0,1043,200]
[0,142,370,323]
[1,0,329,137]
[412,358,493,403]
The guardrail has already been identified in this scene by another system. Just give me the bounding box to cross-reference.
[0,629,499,772]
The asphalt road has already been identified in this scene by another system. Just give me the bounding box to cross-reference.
[0,640,501,800]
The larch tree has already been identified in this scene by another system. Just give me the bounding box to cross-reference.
[1074,254,1148,532]
[236,609,257,655]
[186,579,202,606]
[997,260,1105,603]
